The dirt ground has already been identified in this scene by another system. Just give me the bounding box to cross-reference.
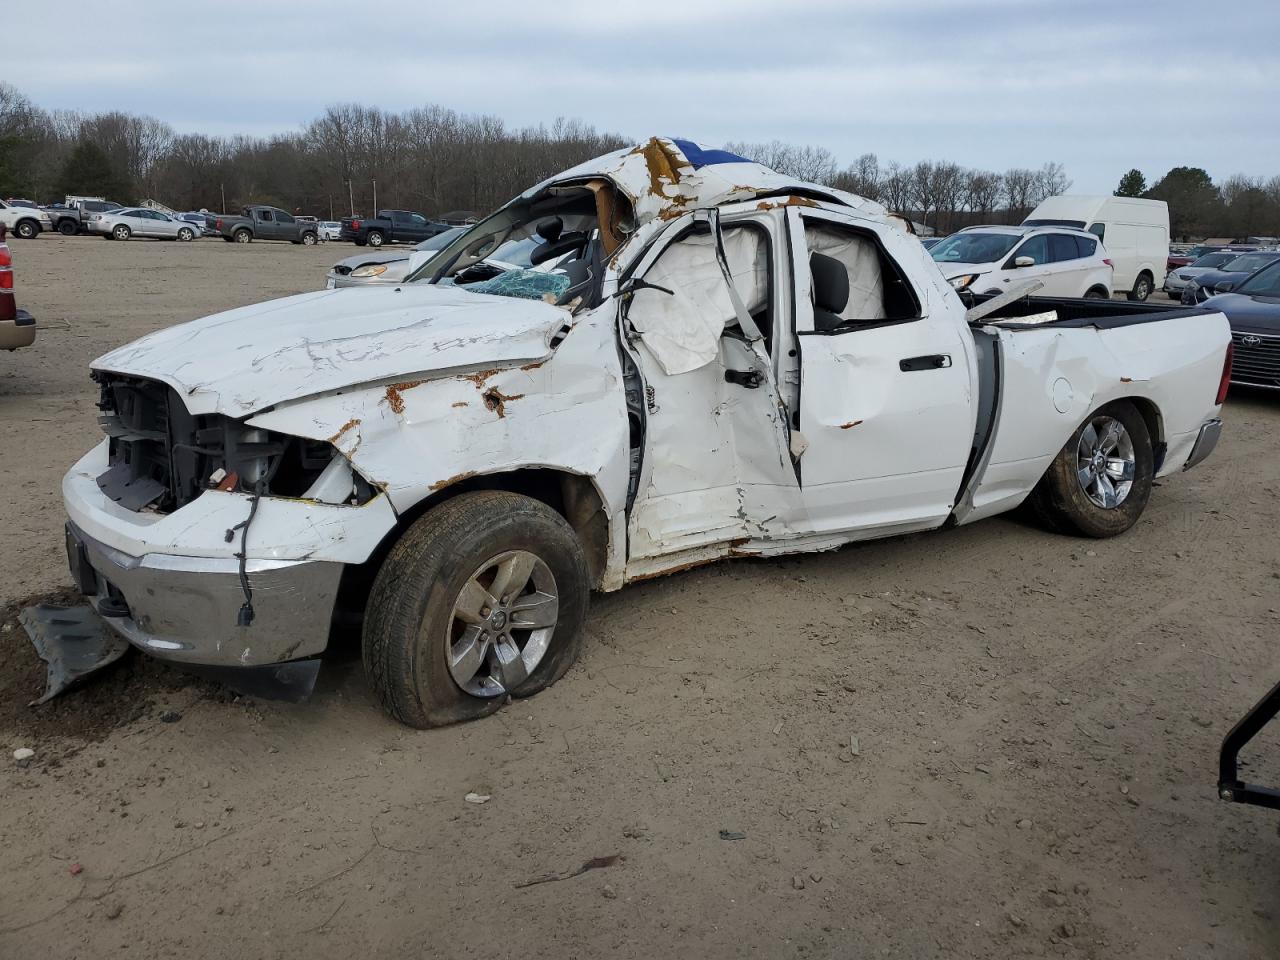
[1,234,1277,959]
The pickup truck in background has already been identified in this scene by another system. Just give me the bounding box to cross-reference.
[60,138,1232,728]
[0,199,52,239]
[339,209,449,247]
[213,205,318,244]
[47,199,125,236]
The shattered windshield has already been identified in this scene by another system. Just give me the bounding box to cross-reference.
[406,191,602,304]
[930,231,1021,265]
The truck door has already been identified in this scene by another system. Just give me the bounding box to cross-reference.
[273,210,296,241]
[785,208,976,536]
[408,213,431,243]
[622,211,798,571]
[254,208,275,239]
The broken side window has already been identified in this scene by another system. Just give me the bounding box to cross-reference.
[625,224,770,376]
[802,221,920,329]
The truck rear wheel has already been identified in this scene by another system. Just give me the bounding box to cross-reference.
[301,232,317,246]
[1027,400,1153,538]
[362,491,589,728]
[366,230,384,247]
[234,229,251,243]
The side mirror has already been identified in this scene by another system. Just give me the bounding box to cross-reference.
[1215,281,1235,294]
[1014,256,1036,268]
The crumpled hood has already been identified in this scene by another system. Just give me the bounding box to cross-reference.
[93,284,567,417]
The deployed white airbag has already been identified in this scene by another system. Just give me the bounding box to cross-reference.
[627,230,766,375]
[806,226,887,323]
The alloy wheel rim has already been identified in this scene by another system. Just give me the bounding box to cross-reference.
[444,550,559,697]
[1076,415,1136,509]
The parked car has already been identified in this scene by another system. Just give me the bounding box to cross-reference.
[1181,251,1280,304]
[318,221,343,241]
[4,198,39,209]
[0,224,36,351]
[1199,259,1280,390]
[60,138,1231,727]
[88,207,200,241]
[175,212,212,237]
[1023,195,1169,300]
[326,226,466,288]
[920,237,942,250]
[213,205,318,244]
[1167,243,1256,272]
[339,209,450,247]
[1163,250,1252,299]
[0,198,51,239]
[930,225,1113,298]
[49,199,126,236]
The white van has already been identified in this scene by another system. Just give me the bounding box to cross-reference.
[1023,196,1169,301]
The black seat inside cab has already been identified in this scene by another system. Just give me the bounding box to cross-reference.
[525,215,586,266]
[810,252,849,332]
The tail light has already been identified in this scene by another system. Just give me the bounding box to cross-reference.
[215,218,222,230]
[1216,343,1234,405]
[351,219,361,230]
[1103,258,1113,267]
[0,243,13,321]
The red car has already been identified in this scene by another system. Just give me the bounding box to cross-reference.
[0,223,37,351]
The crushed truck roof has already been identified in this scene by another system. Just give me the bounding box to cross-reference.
[524,136,890,230]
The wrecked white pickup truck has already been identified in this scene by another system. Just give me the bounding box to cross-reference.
[60,138,1233,727]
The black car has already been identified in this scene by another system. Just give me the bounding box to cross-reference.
[1201,259,1280,389]
[1182,251,1280,304]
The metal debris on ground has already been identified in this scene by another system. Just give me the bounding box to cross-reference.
[20,604,131,705]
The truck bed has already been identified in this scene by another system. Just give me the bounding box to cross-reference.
[966,293,1219,330]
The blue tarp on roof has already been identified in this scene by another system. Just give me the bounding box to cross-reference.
[669,139,752,170]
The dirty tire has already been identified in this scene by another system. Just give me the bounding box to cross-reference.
[1027,400,1153,538]
[367,230,384,247]
[14,219,38,239]
[57,219,77,236]
[363,491,589,728]
[233,229,251,243]
[1127,272,1153,301]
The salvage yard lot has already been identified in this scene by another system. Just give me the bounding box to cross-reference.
[2,235,1278,959]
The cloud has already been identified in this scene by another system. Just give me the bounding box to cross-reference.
[8,0,1279,191]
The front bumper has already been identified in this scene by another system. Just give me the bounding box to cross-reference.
[0,309,36,350]
[61,440,400,667]
[1183,418,1222,471]
[66,520,343,667]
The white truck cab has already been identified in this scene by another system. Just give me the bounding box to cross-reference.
[62,139,1231,727]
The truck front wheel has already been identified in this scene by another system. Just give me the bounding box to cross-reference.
[1027,400,1153,538]
[362,491,589,728]
[57,220,77,236]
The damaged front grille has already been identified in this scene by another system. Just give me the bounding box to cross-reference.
[93,371,359,512]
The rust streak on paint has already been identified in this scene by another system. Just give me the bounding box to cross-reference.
[482,388,524,418]
[327,418,361,442]
[632,137,685,198]
[450,401,468,408]
[461,368,503,387]
[839,420,864,430]
[429,470,478,492]
[1120,377,1133,383]
[627,556,719,583]
[385,379,426,415]
[519,359,547,372]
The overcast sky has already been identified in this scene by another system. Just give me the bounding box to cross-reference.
[7,0,1278,193]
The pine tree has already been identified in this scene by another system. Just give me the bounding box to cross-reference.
[55,142,132,202]
[1114,169,1147,198]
